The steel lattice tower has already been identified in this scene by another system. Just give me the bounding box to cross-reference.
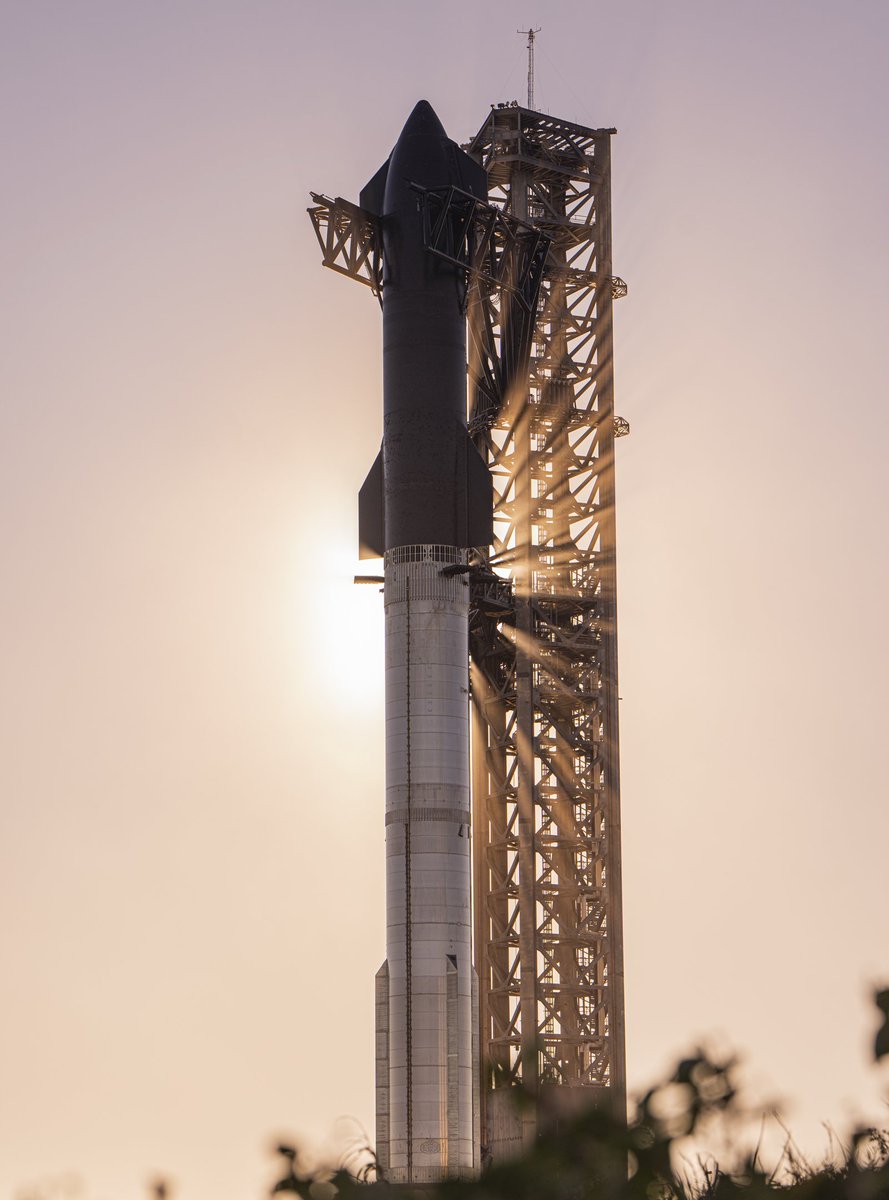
[463,104,628,1161]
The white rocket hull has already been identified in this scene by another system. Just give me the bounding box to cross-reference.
[375,545,479,1184]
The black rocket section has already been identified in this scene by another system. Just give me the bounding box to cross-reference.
[358,100,493,557]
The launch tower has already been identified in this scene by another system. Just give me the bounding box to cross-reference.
[464,103,627,1160]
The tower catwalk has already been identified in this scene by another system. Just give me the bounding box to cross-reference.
[308,96,627,1180]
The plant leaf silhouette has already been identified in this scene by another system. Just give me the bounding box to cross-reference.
[875,988,889,1061]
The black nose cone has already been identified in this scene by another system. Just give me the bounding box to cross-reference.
[400,99,447,141]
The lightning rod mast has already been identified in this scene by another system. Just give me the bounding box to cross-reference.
[518,27,542,109]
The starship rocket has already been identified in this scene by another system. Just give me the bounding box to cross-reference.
[357,101,492,1182]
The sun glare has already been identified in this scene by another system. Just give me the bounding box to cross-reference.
[303,543,385,709]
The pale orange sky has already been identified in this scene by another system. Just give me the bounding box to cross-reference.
[2,2,889,1198]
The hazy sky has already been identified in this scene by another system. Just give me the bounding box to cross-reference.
[2,2,889,1198]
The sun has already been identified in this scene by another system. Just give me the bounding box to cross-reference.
[300,542,385,711]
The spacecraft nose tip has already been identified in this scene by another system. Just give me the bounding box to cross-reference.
[401,99,446,139]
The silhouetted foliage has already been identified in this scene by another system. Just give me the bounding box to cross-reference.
[875,989,889,1063]
[270,991,889,1199]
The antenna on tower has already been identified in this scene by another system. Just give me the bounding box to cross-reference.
[517,26,542,109]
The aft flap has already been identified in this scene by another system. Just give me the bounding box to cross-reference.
[358,448,385,558]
